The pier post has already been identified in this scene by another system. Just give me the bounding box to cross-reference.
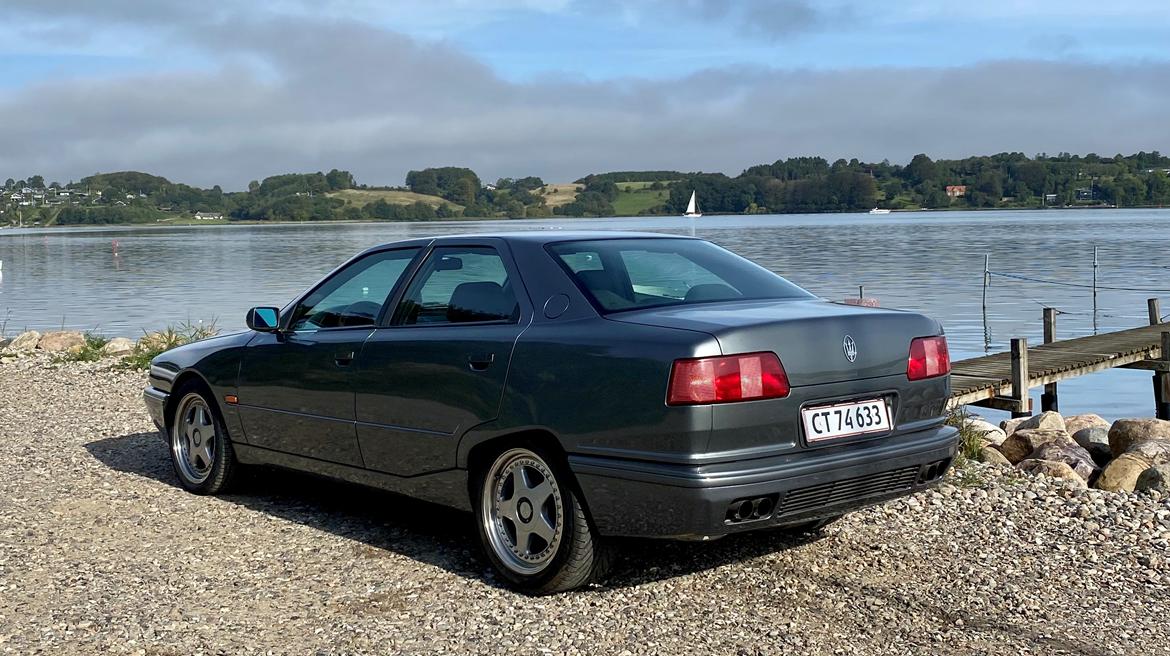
[1010,337,1031,418]
[1041,308,1058,412]
[1150,298,1168,420]
[1158,332,1170,421]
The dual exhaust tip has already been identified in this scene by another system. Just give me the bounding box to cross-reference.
[724,494,778,524]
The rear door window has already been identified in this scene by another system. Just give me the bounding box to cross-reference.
[395,246,520,325]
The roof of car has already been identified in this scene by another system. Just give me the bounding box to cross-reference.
[365,230,697,250]
[434,231,696,244]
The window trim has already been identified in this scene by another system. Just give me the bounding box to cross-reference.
[281,246,425,334]
[386,242,527,329]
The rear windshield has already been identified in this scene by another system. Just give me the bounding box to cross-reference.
[547,238,814,313]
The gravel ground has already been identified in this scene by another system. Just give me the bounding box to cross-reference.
[2,353,1169,655]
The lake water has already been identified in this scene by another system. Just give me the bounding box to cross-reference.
[2,209,1169,420]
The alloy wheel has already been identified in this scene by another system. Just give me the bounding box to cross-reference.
[172,393,217,485]
[480,448,565,575]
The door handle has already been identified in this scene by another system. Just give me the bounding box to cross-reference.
[467,353,495,371]
[334,351,355,367]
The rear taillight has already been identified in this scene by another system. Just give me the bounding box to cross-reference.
[667,352,790,405]
[907,336,950,381]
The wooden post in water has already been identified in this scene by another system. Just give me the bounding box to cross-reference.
[1010,337,1031,418]
[1041,308,1058,412]
[1092,246,1098,309]
[1150,299,1169,420]
[982,254,990,312]
[1158,332,1170,421]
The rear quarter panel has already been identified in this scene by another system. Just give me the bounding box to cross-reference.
[459,318,721,465]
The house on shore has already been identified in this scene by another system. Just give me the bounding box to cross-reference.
[945,185,967,198]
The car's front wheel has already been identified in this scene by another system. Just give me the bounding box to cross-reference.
[475,445,606,594]
[169,384,238,495]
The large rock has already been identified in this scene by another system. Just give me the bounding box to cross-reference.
[1030,441,1098,482]
[1108,418,1170,458]
[965,418,1007,446]
[38,330,85,353]
[999,429,1075,464]
[1135,465,1170,493]
[979,446,1012,466]
[101,337,134,357]
[7,330,40,351]
[1072,427,1113,466]
[1015,411,1066,433]
[1017,459,1087,488]
[1000,417,1027,436]
[1096,453,1155,492]
[1065,414,1110,436]
[1126,439,1170,464]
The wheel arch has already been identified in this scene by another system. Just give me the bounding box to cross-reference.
[462,426,568,474]
[164,370,219,431]
[462,426,603,528]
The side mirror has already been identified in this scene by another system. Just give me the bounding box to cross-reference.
[246,306,280,332]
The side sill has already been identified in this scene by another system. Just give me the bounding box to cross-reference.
[233,444,472,512]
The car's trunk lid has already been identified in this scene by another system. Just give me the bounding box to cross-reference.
[609,299,942,387]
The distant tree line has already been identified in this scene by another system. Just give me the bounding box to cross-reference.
[10,151,1170,226]
[664,151,1170,214]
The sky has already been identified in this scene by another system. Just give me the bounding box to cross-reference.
[1,1,1169,189]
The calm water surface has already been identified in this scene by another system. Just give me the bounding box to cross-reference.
[3,209,1168,419]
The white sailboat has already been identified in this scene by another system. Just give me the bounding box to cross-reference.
[683,190,701,217]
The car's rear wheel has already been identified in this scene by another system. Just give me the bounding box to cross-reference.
[475,445,606,594]
[169,384,238,495]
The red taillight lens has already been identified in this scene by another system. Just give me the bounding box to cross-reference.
[667,352,790,405]
[907,336,950,381]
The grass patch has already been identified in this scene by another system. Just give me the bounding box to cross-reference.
[51,333,109,363]
[327,188,461,211]
[121,320,219,370]
[945,405,987,467]
[613,187,669,215]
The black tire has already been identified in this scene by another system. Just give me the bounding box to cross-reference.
[473,443,609,594]
[168,382,239,495]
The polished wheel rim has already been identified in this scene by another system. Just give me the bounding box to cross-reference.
[480,449,564,575]
[172,394,216,484]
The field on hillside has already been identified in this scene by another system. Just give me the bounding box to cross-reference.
[537,183,580,209]
[328,188,461,210]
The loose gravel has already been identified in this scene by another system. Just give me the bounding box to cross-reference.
[2,353,1169,655]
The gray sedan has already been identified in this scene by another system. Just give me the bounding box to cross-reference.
[143,232,958,593]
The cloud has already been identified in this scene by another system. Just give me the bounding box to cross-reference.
[0,6,1168,188]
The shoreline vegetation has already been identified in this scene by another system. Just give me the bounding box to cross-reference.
[4,151,1170,227]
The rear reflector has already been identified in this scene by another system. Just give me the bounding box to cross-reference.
[907,336,950,381]
[668,352,790,405]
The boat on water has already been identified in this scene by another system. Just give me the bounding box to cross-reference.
[683,190,701,218]
[868,207,891,215]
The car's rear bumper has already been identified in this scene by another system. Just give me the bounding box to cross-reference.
[570,423,958,539]
[143,386,168,431]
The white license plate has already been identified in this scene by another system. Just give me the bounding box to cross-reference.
[801,399,891,442]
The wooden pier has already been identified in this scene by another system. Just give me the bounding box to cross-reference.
[950,299,1170,419]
